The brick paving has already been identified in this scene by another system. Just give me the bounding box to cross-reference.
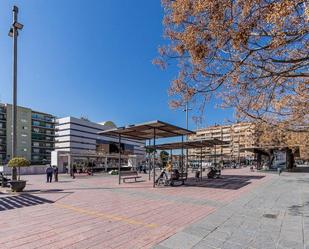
[0,168,273,248]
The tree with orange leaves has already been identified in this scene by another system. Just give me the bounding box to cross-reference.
[154,0,309,131]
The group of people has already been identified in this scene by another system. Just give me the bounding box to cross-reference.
[45,165,58,183]
[155,162,181,186]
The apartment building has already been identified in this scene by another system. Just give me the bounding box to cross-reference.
[189,122,256,162]
[0,103,56,164]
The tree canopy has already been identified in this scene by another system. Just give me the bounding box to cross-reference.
[155,0,309,131]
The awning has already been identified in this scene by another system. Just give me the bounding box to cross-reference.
[99,120,194,140]
[145,139,228,150]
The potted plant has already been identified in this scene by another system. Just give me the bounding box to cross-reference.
[8,157,30,192]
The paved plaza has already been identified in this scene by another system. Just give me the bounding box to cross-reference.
[0,168,308,249]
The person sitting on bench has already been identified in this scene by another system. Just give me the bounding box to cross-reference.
[0,172,10,187]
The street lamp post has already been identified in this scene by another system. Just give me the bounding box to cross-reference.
[8,6,23,180]
[183,102,192,176]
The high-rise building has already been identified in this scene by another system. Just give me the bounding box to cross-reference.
[0,103,56,164]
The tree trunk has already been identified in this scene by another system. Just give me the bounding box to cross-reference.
[18,166,20,181]
[12,167,17,180]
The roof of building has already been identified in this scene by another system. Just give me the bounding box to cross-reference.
[145,139,228,150]
[99,120,194,140]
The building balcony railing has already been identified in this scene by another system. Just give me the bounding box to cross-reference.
[32,124,55,130]
[32,151,52,154]
[32,131,55,137]
[32,138,55,143]
[31,116,56,124]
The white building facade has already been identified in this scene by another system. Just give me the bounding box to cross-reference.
[52,117,145,170]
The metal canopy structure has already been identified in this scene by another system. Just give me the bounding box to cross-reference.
[99,120,195,187]
[98,120,194,140]
[145,139,228,150]
[145,139,228,181]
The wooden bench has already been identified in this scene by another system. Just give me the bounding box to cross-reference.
[120,171,142,183]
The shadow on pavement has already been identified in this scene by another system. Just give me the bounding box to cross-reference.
[288,201,309,217]
[0,194,54,211]
[185,175,265,190]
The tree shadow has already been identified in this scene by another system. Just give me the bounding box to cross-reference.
[184,175,265,190]
[0,194,54,211]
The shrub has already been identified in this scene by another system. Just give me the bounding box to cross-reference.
[8,157,30,167]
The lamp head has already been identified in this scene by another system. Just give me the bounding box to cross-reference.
[8,28,13,37]
[13,21,23,30]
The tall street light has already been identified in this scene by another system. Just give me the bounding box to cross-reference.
[183,102,192,176]
[8,6,23,180]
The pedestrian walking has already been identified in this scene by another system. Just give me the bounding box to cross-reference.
[53,166,58,182]
[71,165,77,179]
[46,165,53,183]
[277,167,282,175]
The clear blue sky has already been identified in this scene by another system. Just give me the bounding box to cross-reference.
[0,0,234,129]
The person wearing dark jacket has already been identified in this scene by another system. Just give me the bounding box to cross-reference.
[46,165,53,183]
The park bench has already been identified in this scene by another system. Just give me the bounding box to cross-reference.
[170,172,188,186]
[120,171,142,183]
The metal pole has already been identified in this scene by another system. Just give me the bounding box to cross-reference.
[214,144,217,167]
[11,6,19,180]
[148,139,151,181]
[181,135,184,185]
[118,134,121,184]
[185,103,189,180]
[200,147,202,181]
[153,128,156,188]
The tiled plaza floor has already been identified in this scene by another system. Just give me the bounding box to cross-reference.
[0,168,286,249]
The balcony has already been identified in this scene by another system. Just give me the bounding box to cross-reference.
[32,116,56,124]
[32,130,55,137]
[32,123,55,130]
[32,138,55,143]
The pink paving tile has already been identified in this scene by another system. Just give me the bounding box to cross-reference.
[0,168,271,249]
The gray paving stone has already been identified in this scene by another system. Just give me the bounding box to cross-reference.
[160,232,202,249]
[153,171,309,249]
[196,237,225,249]
[182,225,213,238]
[152,245,170,249]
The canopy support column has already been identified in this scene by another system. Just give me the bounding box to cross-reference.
[181,135,184,185]
[148,139,151,181]
[153,128,156,188]
[214,144,217,167]
[186,144,188,180]
[200,147,203,181]
[118,134,121,184]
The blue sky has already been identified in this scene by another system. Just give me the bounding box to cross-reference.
[0,0,234,129]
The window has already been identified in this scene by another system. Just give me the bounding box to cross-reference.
[33,148,40,153]
[33,142,39,147]
[21,134,27,137]
[21,119,27,123]
[23,148,27,152]
[32,121,40,126]
[22,126,28,130]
